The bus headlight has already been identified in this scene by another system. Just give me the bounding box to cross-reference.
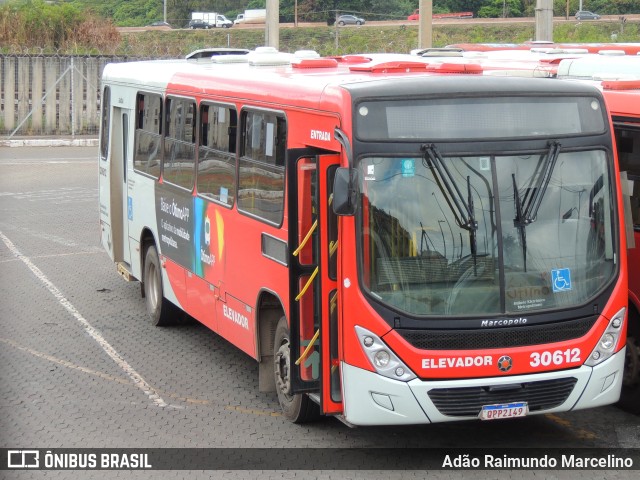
[355,326,416,382]
[585,307,625,367]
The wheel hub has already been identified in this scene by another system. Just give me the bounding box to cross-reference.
[275,341,292,396]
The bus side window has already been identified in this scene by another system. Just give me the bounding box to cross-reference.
[100,86,111,161]
[133,92,162,179]
[238,110,286,225]
[197,103,237,207]
[163,96,196,190]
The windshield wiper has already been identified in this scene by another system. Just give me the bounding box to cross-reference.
[512,141,561,272]
[422,144,478,232]
[512,174,528,271]
[422,144,479,272]
[520,141,562,225]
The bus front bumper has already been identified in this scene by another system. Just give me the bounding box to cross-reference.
[340,348,625,426]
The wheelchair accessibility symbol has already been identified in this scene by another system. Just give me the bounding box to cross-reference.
[551,268,572,293]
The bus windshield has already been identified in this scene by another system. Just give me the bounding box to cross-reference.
[359,149,616,316]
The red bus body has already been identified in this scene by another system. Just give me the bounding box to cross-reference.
[99,49,629,425]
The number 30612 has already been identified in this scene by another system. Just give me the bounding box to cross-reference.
[530,348,581,368]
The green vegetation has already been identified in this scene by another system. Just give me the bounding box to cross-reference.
[113,20,638,58]
[30,0,640,27]
[0,0,119,52]
[0,0,637,56]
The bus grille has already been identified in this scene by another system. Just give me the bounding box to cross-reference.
[397,316,597,350]
[428,377,578,417]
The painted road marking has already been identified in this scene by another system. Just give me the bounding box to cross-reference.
[0,230,171,409]
[0,336,280,416]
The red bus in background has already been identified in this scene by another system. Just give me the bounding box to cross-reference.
[447,42,640,55]
[99,48,628,425]
[408,10,473,21]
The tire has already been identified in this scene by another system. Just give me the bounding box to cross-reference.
[143,245,177,326]
[338,21,345,26]
[356,21,362,25]
[274,316,321,423]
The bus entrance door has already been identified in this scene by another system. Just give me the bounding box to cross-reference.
[108,107,132,267]
[289,154,343,415]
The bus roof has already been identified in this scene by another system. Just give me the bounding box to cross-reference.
[102,50,607,110]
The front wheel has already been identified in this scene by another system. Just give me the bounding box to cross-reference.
[274,316,320,423]
[143,245,178,326]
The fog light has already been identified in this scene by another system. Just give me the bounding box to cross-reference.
[612,318,621,328]
[600,333,615,350]
[374,350,390,368]
[363,336,374,348]
[395,367,405,377]
[592,351,601,361]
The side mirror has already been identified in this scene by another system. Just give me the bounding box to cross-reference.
[333,167,358,216]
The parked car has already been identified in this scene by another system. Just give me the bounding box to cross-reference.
[188,19,210,29]
[575,11,601,20]
[337,14,365,26]
[147,21,171,29]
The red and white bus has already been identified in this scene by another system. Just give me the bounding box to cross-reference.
[99,48,628,425]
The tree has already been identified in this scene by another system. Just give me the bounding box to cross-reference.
[478,0,523,17]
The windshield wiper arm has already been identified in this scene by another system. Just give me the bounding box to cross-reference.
[521,141,561,225]
[512,174,528,272]
[422,144,478,232]
[423,144,479,275]
[467,175,478,276]
[511,141,561,272]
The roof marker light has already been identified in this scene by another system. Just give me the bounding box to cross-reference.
[426,62,483,74]
[601,79,640,90]
[349,61,429,73]
[329,55,371,64]
[292,58,339,69]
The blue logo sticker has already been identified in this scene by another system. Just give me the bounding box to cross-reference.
[551,268,572,293]
[127,196,133,221]
[401,158,415,177]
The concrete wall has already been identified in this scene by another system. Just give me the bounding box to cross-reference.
[1,55,126,137]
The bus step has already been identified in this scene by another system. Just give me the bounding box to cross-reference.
[116,262,136,282]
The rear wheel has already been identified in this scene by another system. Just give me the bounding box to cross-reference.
[274,316,320,423]
[143,245,178,326]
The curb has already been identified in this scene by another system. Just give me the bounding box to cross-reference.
[0,138,99,147]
